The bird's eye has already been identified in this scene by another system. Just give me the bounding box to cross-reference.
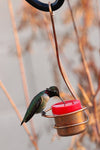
[53,91,57,95]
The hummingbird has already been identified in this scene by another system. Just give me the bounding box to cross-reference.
[21,86,64,125]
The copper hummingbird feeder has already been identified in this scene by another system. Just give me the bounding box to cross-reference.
[25,0,89,136]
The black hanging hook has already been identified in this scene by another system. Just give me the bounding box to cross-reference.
[25,0,65,12]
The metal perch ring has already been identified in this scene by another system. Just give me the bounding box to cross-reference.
[25,0,65,11]
[43,107,89,136]
[43,107,88,118]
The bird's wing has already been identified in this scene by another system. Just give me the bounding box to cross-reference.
[21,91,45,125]
[21,99,41,125]
[25,99,41,123]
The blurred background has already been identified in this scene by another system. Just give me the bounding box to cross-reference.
[0,0,100,150]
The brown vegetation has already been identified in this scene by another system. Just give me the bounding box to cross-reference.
[0,0,100,150]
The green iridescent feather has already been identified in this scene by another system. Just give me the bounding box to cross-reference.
[21,90,46,125]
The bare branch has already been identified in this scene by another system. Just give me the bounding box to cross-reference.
[0,81,39,150]
[78,84,92,107]
[8,0,37,139]
[67,0,100,137]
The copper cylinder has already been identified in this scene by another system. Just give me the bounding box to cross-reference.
[54,107,88,136]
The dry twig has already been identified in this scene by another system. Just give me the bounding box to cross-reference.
[0,81,39,150]
[8,0,37,139]
[68,136,76,150]
[78,84,92,107]
[67,0,100,137]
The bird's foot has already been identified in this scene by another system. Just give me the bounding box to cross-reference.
[41,111,46,116]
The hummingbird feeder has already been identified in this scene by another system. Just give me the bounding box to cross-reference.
[43,100,88,136]
[25,0,89,136]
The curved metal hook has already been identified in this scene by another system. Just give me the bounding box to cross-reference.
[25,0,65,12]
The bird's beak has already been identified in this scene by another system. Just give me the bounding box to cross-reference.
[59,96,65,105]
